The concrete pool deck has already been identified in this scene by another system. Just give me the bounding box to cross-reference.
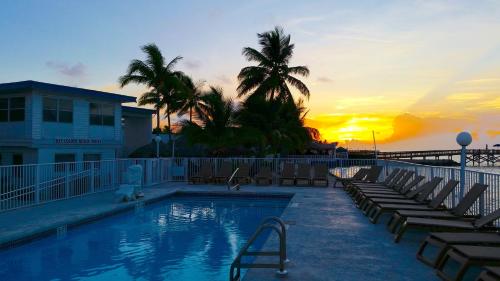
[0,183,438,280]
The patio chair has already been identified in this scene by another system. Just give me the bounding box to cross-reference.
[352,170,414,204]
[337,168,369,189]
[358,175,425,201]
[349,169,407,197]
[436,244,500,281]
[255,166,273,186]
[362,177,444,223]
[388,182,487,234]
[312,163,329,187]
[233,163,251,185]
[279,163,295,186]
[295,163,311,186]
[189,162,213,184]
[393,207,500,243]
[363,165,383,183]
[214,161,233,184]
[476,266,500,281]
[346,168,402,198]
[358,175,426,210]
[416,232,500,267]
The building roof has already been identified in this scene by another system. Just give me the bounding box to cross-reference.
[122,106,155,115]
[0,80,136,103]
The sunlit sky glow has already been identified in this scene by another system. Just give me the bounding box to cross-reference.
[1,0,499,150]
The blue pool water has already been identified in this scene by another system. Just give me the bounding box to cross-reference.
[0,195,290,281]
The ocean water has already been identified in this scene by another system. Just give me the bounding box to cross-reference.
[0,195,289,281]
[466,166,500,175]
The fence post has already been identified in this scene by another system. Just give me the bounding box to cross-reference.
[478,172,485,216]
[65,164,70,198]
[450,169,457,206]
[90,162,95,193]
[110,161,116,188]
[34,165,40,204]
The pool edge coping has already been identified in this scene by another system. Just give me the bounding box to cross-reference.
[0,189,296,250]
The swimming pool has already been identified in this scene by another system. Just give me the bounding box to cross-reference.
[0,194,290,281]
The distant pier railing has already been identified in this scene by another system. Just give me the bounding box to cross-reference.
[349,149,500,166]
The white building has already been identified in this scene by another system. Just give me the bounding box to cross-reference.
[0,81,153,165]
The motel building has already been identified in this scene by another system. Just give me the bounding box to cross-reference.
[0,80,153,166]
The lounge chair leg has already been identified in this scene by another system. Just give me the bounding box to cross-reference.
[369,207,382,224]
[387,213,402,233]
[362,201,373,214]
[358,196,369,209]
[436,250,471,281]
[416,236,447,268]
[393,222,407,243]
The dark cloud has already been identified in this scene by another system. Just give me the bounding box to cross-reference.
[317,76,332,83]
[183,60,201,70]
[46,61,86,77]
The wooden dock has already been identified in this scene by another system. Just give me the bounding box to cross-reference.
[349,149,500,166]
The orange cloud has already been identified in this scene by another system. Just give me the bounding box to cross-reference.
[304,112,490,150]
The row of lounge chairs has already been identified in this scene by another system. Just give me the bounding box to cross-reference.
[189,162,329,187]
[341,166,500,281]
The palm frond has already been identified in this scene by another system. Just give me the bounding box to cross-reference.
[287,66,310,77]
[285,75,310,98]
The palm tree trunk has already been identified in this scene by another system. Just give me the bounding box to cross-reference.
[166,107,172,143]
[155,108,160,132]
[189,107,192,122]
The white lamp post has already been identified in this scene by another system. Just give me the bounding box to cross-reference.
[172,138,176,158]
[154,135,162,158]
[456,131,472,198]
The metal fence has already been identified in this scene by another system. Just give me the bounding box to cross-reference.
[0,157,498,219]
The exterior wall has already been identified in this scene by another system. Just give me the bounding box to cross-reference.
[0,90,128,164]
[122,114,152,157]
[37,147,116,163]
[73,99,89,138]
[36,93,121,142]
[0,148,37,165]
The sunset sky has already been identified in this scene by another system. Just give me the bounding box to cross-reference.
[0,0,499,151]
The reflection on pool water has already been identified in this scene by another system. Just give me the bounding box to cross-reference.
[0,195,290,281]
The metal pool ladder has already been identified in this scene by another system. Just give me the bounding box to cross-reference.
[229,216,288,281]
[227,168,240,191]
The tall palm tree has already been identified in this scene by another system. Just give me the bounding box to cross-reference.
[236,95,311,155]
[237,26,310,102]
[177,76,204,122]
[119,43,184,133]
[180,86,237,155]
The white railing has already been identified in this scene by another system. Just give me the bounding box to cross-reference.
[0,158,498,221]
[0,159,170,212]
[380,160,500,218]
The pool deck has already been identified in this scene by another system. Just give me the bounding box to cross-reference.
[0,183,438,280]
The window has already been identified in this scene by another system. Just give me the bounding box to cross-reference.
[0,97,25,122]
[83,154,101,162]
[0,99,7,122]
[13,154,23,165]
[43,98,73,123]
[89,103,114,126]
[55,153,76,172]
[83,154,101,169]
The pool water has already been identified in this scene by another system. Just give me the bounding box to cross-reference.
[0,195,290,281]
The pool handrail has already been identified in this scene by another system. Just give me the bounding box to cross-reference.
[229,216,288,281]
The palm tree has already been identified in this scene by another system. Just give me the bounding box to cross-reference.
[177,76,204,122]
[236,95,311,155]
[180,86,237,155]
[119,43,184,133]
[237,26,310,102]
